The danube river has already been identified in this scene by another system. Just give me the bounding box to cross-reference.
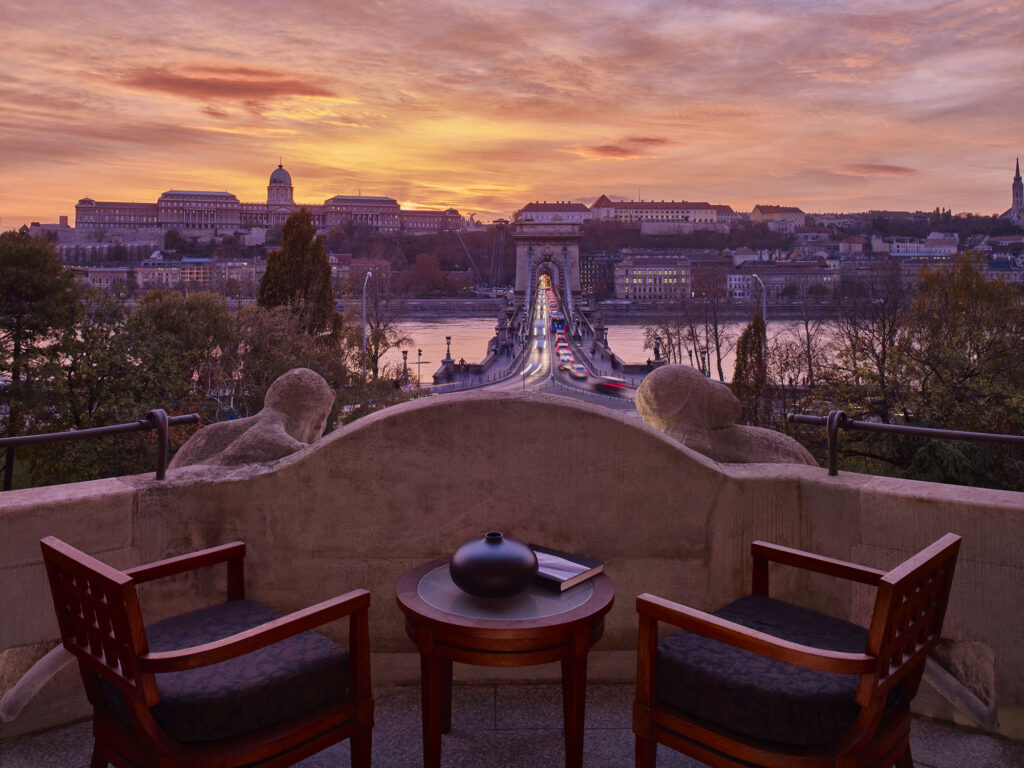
[382,317,814,384]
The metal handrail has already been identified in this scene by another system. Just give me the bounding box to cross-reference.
[787,411,1024,476]
[1,410,200,490]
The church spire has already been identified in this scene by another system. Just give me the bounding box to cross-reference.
[1016,157,1021,182]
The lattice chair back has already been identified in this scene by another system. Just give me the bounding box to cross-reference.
[858,532,961,708]
[40,537,158,709]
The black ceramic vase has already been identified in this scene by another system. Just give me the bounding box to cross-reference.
[450,531,538,598]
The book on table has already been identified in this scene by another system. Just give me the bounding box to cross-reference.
[529,545,604,591]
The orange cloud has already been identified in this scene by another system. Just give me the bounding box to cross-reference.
[2,0,1023,225]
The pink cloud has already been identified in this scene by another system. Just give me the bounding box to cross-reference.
[833,164,918,178]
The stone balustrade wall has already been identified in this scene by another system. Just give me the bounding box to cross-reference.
[1,392,1021,740]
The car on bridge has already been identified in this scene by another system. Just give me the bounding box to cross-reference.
[592,377,632,397]
[569,364,588,380]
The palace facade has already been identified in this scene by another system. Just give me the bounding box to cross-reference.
[74,164,463,239]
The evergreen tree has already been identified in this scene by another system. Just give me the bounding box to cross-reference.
[731,310,768,424]
[0,231,81,428]
[257,208,337,334]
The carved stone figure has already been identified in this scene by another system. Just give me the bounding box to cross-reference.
[636,365,816,466]
[169,368,335,468]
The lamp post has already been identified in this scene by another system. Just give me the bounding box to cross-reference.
[751,272,767,324]
[402,349,408,384]
[699,346,709,377]
[417,348,422,384]
[445,336,452,360]
[362,270,372,374]
[751,272,768,361]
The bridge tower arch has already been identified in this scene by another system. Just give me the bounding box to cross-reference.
[512,222,582,306]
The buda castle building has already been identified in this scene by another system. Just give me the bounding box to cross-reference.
[74,164,463,241]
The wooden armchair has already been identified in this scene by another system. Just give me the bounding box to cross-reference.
[634,534,961,768]
[40,537,373,768]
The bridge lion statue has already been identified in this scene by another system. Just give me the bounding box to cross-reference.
[636,364,816,466]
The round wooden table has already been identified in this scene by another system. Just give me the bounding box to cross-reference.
[396,557,614,768]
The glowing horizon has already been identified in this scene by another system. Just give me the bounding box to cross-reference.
[3,0,1023,228]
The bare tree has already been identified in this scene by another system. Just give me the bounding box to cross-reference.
[356,274,413,379]
[824,258,910,424]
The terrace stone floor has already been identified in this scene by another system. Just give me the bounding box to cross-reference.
[4,682,1023,768]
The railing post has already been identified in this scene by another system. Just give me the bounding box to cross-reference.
[826,409,845,476]
[147,409,170,480]
[3,446,13,492]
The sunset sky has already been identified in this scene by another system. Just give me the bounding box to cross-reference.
[4,0,1023,226]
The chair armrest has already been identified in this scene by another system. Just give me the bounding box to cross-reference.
[752,541,884,595]
[139,589,370,673]
[125,542,246,583]
[636,593,875,675]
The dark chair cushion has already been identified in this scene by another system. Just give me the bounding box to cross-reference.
[656,594,872,747]
[102,599,349,743]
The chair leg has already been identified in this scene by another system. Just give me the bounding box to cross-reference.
[90,743,107,768]
[351,727,372,768]
[635,734,657,768]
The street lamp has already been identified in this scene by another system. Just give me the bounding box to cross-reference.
[445,336,452,360]
[402,349,408,383]
[751,272,768,360]
[362,270,372,374]
[751,272,767,324]
[417,348,422,384]
[699,346,709,377]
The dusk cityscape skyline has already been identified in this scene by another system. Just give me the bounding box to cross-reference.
[4,0,1024,227]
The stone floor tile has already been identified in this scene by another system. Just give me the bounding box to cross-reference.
[373,684,425,733]
[585,682,634,730]
[436,727,566,767]
[0,719,92,768]
[581,727,636,767]
[449,684,497,732]
[493,682,563,729]
[2,687,1021,768]
[910,717,1024,768]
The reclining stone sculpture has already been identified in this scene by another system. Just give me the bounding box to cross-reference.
[636,364,816,466]
[169,367,335,468]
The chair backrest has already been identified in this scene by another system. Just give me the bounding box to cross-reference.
[857,533,961,707]
[40,537,158,708]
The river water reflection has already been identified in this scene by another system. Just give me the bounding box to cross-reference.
[384,317,817,384]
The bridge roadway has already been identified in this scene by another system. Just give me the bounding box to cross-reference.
[454,284,638,412]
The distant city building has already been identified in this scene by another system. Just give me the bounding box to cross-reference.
[750,204,806,228]
[400,208,465,233]
[984,258,1024,286]
[590,195,720,224]
[1001,158,1023,225]
[514,201,593,223]
[84,266,133,290]
[578,250,621,298]
[735,261,834,301]
[135,255,180,291]
[877,233,959,261]
[614,257,688,300]
[74,164,463,241]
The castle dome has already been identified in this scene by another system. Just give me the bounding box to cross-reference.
[269,163,292,186]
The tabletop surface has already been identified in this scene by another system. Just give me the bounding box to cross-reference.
[416,563,595,620]
[396,558,614,630]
